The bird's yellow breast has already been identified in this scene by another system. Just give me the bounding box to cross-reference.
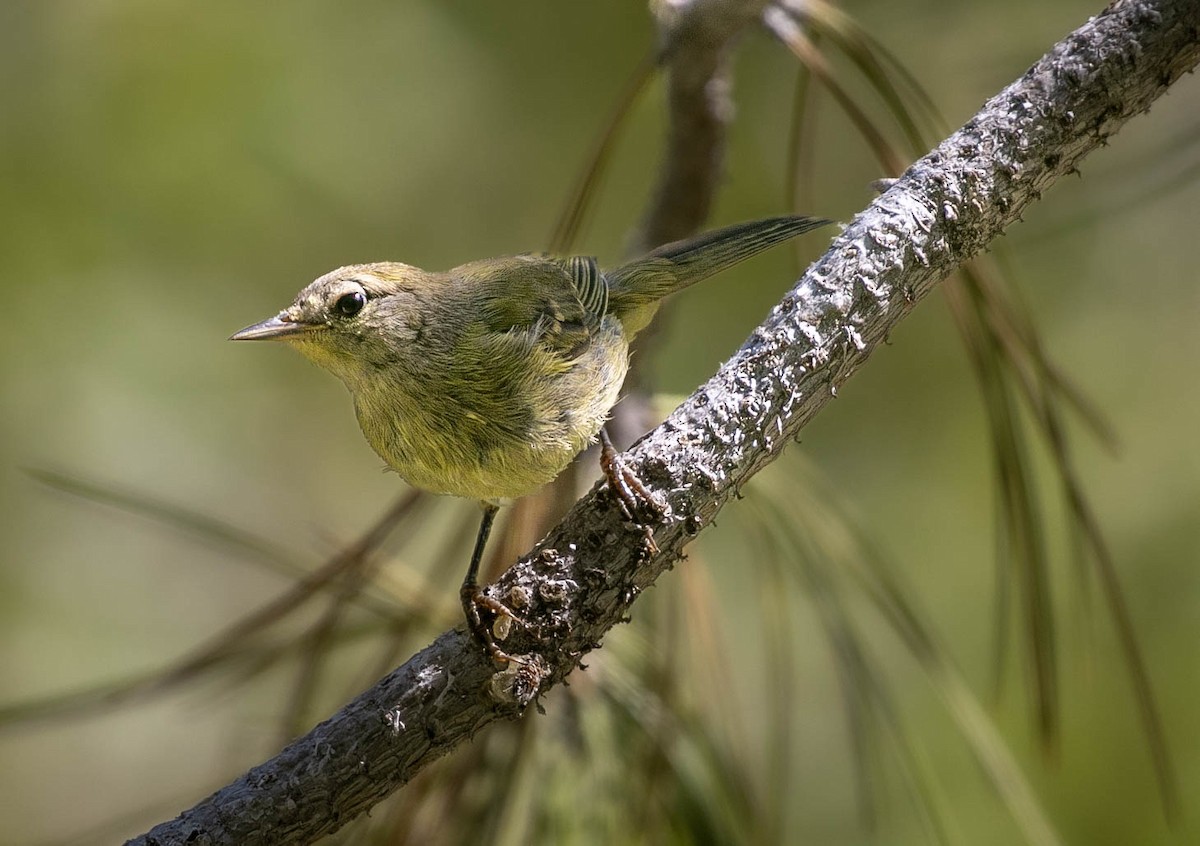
[350,317,629,502]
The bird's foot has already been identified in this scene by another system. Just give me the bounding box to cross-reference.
[461,584,526,665]
[599,429,668,557]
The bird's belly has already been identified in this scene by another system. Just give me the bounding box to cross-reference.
[380,432,582,503]
[354,326,628,503]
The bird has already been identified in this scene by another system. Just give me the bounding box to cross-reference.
[232,214,830,662]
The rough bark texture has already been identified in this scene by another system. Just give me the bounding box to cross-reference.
[131,0,1200,843]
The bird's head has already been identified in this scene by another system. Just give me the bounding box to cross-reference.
[231,263,427,385]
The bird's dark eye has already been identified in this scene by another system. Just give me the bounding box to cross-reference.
[335,291,366,317]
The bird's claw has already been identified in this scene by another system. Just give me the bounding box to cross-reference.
[599,429,667,557]
[461,584,526,665]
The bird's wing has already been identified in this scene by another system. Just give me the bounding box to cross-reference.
[467,254,609,357]
[549,255,609,330]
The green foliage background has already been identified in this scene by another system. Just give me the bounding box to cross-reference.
[0,1,1196,843]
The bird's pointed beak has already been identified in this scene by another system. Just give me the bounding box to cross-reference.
[230,313,320,341]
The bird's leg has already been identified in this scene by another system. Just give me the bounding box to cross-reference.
[460,502,524,664]
[598,428,667,556]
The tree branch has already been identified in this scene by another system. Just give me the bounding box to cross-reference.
[633,0,771,251]
[130,1,1200,843]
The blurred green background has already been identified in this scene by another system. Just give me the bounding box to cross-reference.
[1,1,1196,843]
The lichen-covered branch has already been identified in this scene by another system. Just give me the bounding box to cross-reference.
[129,1,1200,843]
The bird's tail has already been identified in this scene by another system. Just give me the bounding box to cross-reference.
[606,215,830,335]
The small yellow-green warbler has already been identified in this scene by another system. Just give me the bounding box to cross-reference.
[233,215,829,661]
